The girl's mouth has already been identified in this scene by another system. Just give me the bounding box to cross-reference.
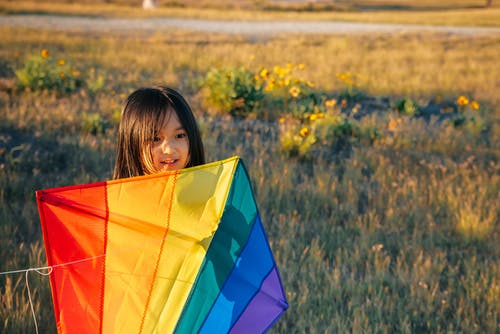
[161,159,177,166]
[159,159,181,171]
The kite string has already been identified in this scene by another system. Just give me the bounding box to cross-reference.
[0,234,169,332]
[0,231,171,276]
[25,267,53,334]
[0,255,104,334]
[0,232,177,332]
[0,266,56,334]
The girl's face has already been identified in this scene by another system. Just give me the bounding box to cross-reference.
[150,110,190,172]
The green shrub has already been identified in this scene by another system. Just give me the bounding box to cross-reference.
[394,97,419,116]
[15,49,84,95]
[201,66,264,117]
[449,95,488,135]
[201,63,319,119]
[279,106,381,159]
[81,112,111,135]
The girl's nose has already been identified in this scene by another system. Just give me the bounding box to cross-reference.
[161,139,175,153]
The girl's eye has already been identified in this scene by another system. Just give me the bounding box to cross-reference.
[176,132,187,139]
[153,136,161,143]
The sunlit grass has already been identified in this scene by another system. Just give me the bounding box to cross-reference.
[0,23,499,333]
[1,27,499,111]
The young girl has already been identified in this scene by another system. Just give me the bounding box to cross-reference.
[113,86,205,179]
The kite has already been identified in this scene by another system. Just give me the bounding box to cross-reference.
[36,156,288,333]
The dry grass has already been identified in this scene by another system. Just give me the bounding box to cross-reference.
[3,27,499,114]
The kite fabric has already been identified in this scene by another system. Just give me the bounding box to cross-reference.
[36,156,288,334]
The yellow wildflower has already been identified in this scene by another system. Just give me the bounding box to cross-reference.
[470,101,480,110]
[57,59,65,66]
[259,68,269,79]
[325,99,337,108]
[456,95,469,106]
[72,70,81,77]
[41,49,49,58]
[278,117,285,123]
[265,82,275,92]
[299,127,309,137]
[337,72,350,82]
[286,63,294,69]
[309,113,324,121]
[275,66,289,79]
[388,119,398,131]
[298,63,305,70]
[289,86,301,98]
[59,72,65,78]
[306,80,315,88]
[226,71,232,79]
[352,103,361,114]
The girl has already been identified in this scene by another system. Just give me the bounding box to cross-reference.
[113,86,205,179]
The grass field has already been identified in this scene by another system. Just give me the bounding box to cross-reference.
[0,1,499,333]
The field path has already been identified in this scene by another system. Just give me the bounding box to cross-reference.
[1,14,500,36]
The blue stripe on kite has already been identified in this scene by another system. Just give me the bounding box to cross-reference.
[198,215,274,333]
[174,162,258,333]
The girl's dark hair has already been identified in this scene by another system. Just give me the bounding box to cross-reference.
[113,86,205,179]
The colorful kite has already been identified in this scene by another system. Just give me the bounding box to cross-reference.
[36,156,288,333]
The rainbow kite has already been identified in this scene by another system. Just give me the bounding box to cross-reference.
[36,156,288,333]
